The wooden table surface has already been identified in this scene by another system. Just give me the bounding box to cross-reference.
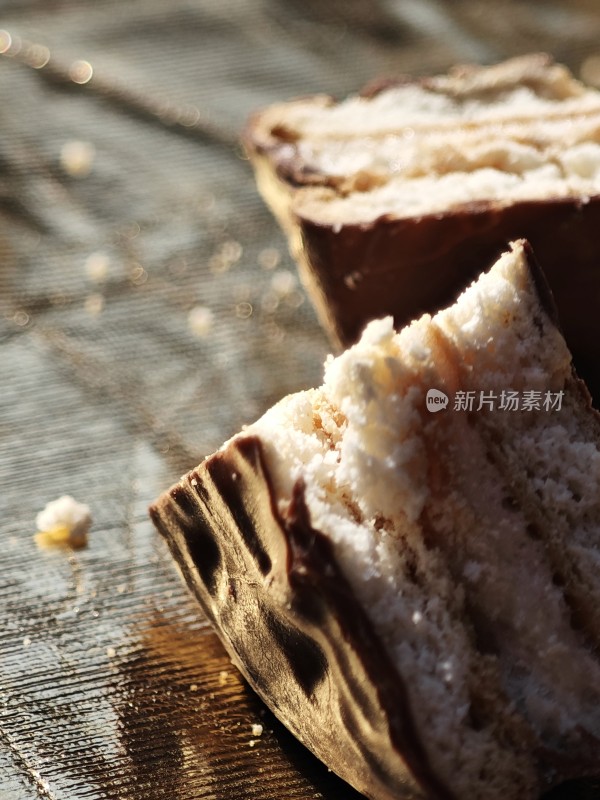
[2,2,600,798]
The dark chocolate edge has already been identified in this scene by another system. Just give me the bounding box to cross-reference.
[516,238,600,419]
[242,102,338,190]
[297,194,600,280]
[518,239,562,329]
[277,475,452,799]
[296,194,600,402]
[149,435,456,800]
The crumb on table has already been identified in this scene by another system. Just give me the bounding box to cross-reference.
[34,495,92,550]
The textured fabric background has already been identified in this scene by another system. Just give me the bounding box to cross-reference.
[2,2,600,798]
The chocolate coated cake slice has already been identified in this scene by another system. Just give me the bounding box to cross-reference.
[244,54,600,399]
[151,241,600,799]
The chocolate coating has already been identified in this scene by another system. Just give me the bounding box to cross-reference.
[150,436,455,800]
[297,196,600,400]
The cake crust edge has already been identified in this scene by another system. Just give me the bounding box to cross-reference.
[149,435,455,800]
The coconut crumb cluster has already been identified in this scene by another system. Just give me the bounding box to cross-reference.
[34,495,92,549]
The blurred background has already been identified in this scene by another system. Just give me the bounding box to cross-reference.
[2,2,600,798]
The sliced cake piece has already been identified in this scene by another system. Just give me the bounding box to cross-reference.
[244,54,600,399]
[150,241,600,800]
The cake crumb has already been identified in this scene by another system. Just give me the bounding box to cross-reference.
[84,252,110,283]
[189,683,199,692]
[60,140,95,178]
[248,739,256,747]
[188,305,214,338]
[218,670,229,685]
[34,495,92,550]
[106,646,117,658]
[22,637,32,648]
[251,723,263,737]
